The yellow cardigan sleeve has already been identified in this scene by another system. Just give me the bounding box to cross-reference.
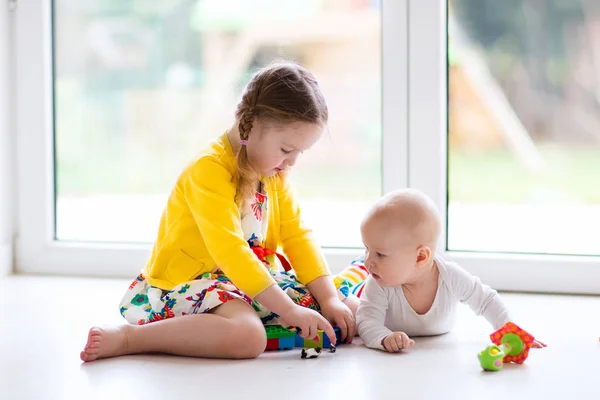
[276,176,331,285]
[182,156,276,298]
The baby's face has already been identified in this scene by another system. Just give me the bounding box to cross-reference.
[360,216,418,287]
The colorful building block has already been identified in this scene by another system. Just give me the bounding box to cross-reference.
[265,325,295,351]
[264,325,342,351]
[295,328,340,348]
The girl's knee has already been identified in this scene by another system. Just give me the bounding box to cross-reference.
[211,299,266,358]
[226,315,266,359]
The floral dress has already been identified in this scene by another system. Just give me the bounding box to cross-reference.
[118,190,368,326]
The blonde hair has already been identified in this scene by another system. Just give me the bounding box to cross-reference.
[367,189,442,250]
[234,61,328,208]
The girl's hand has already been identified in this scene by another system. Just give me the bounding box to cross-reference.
[320,298,356,343]
[280,305,336,345]
[382,332,415,353]
[532,339,547,348]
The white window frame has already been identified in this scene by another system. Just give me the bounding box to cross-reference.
[408,0,600,295]
[14,0,408,277]
[19,1,596,295]
[0,0,14,277]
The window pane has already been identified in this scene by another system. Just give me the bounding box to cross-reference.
[448,0,600,255]
[54,0,382,248]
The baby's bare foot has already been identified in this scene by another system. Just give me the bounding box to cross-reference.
[80,326,129,362]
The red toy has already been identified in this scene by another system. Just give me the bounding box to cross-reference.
[478,322,536,371]
[489,322,535,364]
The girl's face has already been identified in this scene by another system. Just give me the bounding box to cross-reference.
[246,120,323,177]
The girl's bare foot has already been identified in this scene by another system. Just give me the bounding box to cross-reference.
[80,326,130,362]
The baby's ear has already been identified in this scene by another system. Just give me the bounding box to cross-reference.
[416,246,432,267]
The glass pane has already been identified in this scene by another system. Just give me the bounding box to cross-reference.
[448,0,600,255]
[54,0,382,247]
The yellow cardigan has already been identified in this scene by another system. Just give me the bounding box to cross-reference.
[143,133,330,298]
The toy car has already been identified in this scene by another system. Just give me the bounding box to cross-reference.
[301,347,322,359]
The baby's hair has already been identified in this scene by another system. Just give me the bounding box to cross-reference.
[233,61,328,208]
[368,189,442,250]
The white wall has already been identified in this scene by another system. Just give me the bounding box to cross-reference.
[0,5,14,277]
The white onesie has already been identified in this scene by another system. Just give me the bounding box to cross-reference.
[356,255,510,350]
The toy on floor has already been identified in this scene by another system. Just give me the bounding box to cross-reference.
[478,322,535,371]
[301,347,322,359]
[300,344,336,359]
[264,325,342,351]
[265,325,296,350]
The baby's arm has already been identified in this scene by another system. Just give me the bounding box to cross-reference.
[449,263,547,347]
[356,276,394,350]
[448,262,511,330]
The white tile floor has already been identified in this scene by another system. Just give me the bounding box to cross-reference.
[1,275,599,400]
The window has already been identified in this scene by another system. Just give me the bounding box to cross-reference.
[17,1,599,292]
[449,0,600,256]
[53,0,383,248]
[17,0,600,292]
[408,0,600,294]
[16,0,407,276]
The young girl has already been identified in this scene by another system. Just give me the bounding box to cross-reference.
[80,62,366,362]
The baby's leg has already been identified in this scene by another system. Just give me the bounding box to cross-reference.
[342,294,360,317]
[80,299,266,362]
[335,259,368,319]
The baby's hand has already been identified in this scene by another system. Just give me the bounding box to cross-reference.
[532,339,547,348]
[382,331,415,353]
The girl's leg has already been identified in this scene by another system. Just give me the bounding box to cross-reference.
[80,299,266,362]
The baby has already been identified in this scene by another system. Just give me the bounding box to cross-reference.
[356,189,546,352]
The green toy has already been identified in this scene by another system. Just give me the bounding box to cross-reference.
[478,344,506,371]
[478,322,534,371]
